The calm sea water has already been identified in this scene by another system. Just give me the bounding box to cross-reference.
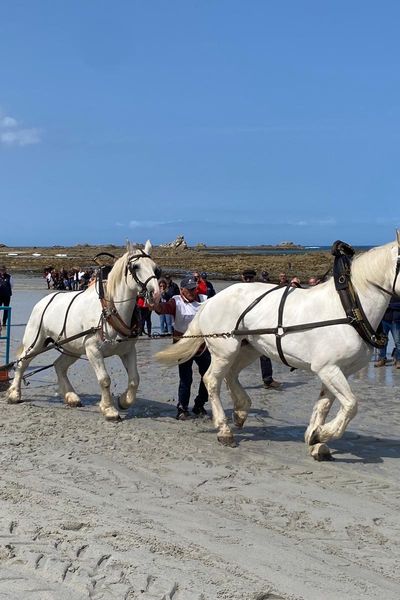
[205,245,373,256]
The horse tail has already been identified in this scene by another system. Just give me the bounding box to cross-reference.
[155,319,204,366]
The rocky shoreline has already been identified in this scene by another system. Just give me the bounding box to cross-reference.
[1,243,340,283]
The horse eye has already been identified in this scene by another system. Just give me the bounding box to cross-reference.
[130,263,139,271]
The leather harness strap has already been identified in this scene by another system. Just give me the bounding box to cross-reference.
[100,295,141,338]
[234,239,393,369]
[332,241,387,349]
[276,284,291,367]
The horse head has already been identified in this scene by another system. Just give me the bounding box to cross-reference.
[125,240,160,301]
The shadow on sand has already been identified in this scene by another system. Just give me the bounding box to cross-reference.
[235,423,400,463]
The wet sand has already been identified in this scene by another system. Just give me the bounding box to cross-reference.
[0,278,400,599]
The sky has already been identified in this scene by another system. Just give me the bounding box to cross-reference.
[1,0,400,247]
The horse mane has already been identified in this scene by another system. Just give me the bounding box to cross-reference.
[351,242,394,293]
[105,250,130,299]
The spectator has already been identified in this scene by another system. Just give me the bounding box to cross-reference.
[308,276,320,286]
[78,267,86,288]
[201,272,216,297]
[137,293,152,337]
[261,270,270,283]
[193,271,208,298]
[72,268,80,290]
[375,295,400,368]
[0,265,12,326]
[164,274,180,300]
[241,269,281,389]
[149,276,211,420]
[290,276,302,288]
[158,279,173,335]
[278,272,289,285]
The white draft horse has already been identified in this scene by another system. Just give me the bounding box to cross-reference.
[156,237,400,459]
[7,241,159,420]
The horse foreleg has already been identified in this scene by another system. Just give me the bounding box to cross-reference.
[203,354,237,446]
[225,344,260,429]
[54,353,81,407]
[309,365,358,453]
[118,346,139,411]
[304,386,335,445]
[85,340,119,420]
[6,355,32,404]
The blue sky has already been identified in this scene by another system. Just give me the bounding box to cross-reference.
[1,1,400,247]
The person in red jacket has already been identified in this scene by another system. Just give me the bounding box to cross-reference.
[193,271,208,298]
[136,294,152,337]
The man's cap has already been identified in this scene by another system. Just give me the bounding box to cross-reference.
[242,268,256,278]
[200,272,207,279]
[180,276,197,290]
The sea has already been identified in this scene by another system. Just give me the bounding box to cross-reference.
[205,245,373,256]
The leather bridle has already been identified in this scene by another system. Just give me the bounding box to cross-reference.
[125,249,161,299]
[99,249,160,338]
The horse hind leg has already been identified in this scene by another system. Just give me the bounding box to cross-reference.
[225,344,260,429]
[203,350,240,447]
[54,353,81,407]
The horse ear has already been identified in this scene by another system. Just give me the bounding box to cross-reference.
[144,240,152,256]
[126,240,135,254]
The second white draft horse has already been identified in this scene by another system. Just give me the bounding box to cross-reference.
[7,241,159,420]
[156,235,400,459]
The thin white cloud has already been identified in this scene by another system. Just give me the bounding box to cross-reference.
[0,107,42,146]
[285,217,337,227]
[1,116,17,128]
[128,219,183,228]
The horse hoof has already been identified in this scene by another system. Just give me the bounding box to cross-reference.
[103,408,121,421]
[233,411,247,429]
[66,400,82,408]
[217,434,237,448]
[6,388,23,404]
[6,393,23,404]
[117,397,132,411]
[64,393,82,408]
[306,427,321,446]
[309,443,334,461]
[116,399,128,411]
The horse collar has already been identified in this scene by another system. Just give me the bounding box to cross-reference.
[332,241,387,349]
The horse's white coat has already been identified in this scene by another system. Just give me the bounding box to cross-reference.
[156,240,400,452]
[7,241,159,419]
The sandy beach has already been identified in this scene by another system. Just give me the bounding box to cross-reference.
[1,277,400,599]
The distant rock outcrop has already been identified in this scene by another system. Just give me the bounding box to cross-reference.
[160,235,188,250]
